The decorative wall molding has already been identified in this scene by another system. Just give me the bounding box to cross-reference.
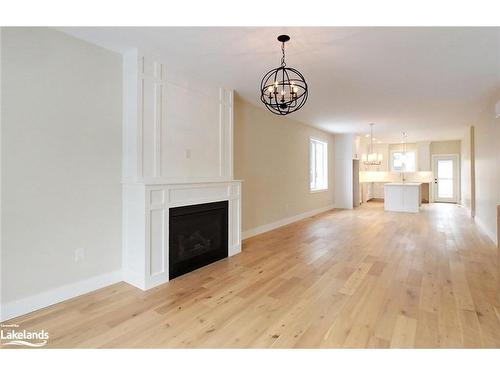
[138,57,167,179]
[1,271,122,322]
[219,88,234,179]
[123,54,234,184]
[242,204,335,240]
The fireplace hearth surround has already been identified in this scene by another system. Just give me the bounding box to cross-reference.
[123,181,241,290]
[169,200,228,279]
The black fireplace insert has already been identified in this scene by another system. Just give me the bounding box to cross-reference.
[169,200,228,279]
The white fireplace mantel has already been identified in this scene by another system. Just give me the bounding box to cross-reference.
[122,52,241,290]
[123,180,241,290]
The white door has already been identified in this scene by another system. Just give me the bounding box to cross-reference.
[432,154,459,203]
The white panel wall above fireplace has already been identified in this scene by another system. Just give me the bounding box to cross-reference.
[122,52,241,291]
[123,51,234,184]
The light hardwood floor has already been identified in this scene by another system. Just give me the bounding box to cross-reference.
[3,202,499,348]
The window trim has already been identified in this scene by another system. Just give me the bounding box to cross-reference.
[309,137,329,193]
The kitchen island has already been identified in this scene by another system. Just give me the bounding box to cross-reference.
[384,182,422,213]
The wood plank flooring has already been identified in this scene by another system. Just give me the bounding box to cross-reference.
[2,202,499,348]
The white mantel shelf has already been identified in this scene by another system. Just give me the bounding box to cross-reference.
[122,178,243,185]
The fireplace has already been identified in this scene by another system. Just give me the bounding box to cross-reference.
[123,181,240,290]
[169,200,228,279]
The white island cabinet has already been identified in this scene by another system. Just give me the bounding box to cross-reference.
[384,183,422,213]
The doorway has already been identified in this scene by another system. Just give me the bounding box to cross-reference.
[432,154,459,203]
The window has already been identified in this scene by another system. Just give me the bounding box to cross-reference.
[310,138,328,191]
[391,151,416,172]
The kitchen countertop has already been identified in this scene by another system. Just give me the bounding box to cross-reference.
[384,182,422,186]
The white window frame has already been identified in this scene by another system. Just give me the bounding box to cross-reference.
[309,138,328,192]
[390,150,416,172]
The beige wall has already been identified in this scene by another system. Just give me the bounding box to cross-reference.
[388,142,418,154]
[430,140,461,155]
[234,96,334,233]
[1,28,123,304]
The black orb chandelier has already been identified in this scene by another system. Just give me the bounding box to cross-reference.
[260,35,308,115]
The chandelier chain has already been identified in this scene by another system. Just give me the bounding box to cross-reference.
[370,123,374,154]
[281,42,286,67]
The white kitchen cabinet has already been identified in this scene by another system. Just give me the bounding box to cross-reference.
[384,183,422,213]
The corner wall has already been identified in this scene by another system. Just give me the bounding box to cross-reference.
[234,96,335,237]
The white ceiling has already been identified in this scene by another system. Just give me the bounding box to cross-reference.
[58,27,500,143]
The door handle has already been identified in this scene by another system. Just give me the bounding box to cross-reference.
[434,178,438,184]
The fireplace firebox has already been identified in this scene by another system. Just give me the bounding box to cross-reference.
[169,200,228,279]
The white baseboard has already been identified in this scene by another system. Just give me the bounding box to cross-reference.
[242,204,335,240]
[0,270,122,322]
[474,215,498,246]
[122,269,146,291]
